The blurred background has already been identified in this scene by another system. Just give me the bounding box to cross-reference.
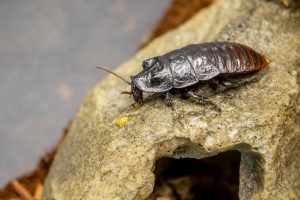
[0,0,171,187]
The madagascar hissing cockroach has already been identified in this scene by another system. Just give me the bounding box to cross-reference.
[97,42,269,110]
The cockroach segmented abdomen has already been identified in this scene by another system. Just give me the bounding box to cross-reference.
[206,42,269,74]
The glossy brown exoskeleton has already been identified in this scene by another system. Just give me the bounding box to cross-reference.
[98,42,270,110]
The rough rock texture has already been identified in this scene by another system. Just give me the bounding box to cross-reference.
[275,0,300,7]
[43,0,300,199]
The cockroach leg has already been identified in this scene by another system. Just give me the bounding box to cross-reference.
[165,91,173,108]
[217,77,258,89]
[187,91,221,112]
[208,79,219,91]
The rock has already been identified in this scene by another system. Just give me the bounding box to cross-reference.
[42,0,300,199]
[274,0,300,7]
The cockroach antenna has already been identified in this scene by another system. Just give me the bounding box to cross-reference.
[96,66,131,85]
[121,91,132,95]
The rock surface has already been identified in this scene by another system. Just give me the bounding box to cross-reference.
[43,0,300,199]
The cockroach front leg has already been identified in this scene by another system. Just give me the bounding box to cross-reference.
[187,91,221,112]
[165,91,173,108]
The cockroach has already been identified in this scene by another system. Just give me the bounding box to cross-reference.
[97,42,269,110]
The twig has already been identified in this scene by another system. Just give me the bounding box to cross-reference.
[10,179,34,200]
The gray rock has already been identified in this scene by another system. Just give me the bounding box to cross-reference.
[43,0,300,199]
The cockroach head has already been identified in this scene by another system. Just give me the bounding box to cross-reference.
[131,57,172,93]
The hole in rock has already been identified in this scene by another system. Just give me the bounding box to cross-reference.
[149,150,241,200]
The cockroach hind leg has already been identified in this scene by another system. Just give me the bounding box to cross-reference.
[217,76,258,90]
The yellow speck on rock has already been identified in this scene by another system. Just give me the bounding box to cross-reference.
[116,116,132,126]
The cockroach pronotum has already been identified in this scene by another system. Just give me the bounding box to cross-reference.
[97,42,270,110]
